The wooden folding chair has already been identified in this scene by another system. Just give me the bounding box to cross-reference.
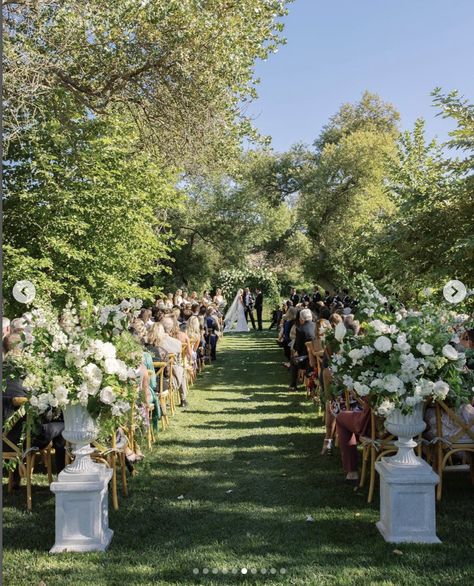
[431,400,474,500]
[153,361,171,430]
[154,358,175,416]
[2,398,53,511]
[92,430,128,511]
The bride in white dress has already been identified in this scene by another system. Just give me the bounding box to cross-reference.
[223,288,249,333]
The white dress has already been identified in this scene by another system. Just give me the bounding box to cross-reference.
[223,289,249,333]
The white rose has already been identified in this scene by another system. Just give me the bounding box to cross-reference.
[99,386,116,405]
[417,342,434,356]
[374,336,392,353]
[433,380,449,400]
[442,345,459,361]
[334,322,347,342]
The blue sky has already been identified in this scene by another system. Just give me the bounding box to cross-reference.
[247,0,474,151]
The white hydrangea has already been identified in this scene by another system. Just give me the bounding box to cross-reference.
[377,399,396,417]
[394,333,411,354]
[53,385,69,406]
[342,375,354,390]
[111,400,131,417]
[370,319,390,334]
[382,374,405,395]
[353,381,370,396]
[23,373,41,390]
[404,395,423,407]
[83,363,103,392]
[416,342,434,356]
[374,336,392,353]
[433,380,449,400]
[442,345,459,361]
[414,378,434,397]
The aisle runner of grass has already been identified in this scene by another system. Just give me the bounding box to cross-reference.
[3,330,473,585]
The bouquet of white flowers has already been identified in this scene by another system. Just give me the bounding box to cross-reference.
[4,302,143,427]
[330,279,473,416]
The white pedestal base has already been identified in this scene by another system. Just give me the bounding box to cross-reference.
[50,463,113,553]
[375,457,441,544]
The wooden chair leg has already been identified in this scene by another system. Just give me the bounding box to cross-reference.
[436,442,443,501]
[110,454,119,511]
[359,446,368,488]
[120,453,128,497]
[46,447,53,484]
[26,454,33,511]
[368,446,376,504]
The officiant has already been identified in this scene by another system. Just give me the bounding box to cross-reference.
[254,288,263,331]
[243,287,256,330]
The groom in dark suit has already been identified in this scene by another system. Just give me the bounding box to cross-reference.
[254,288,263,331]
[243,287,256,330]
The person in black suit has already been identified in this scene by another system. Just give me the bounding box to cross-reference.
[312,287,322,303]
[288,308,316,391]
[243,287,256,330]
[289,287,300,306]
[254,288,263,331]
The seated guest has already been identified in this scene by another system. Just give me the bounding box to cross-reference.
[288,308,315,392]
[139,308,154,329]
[159,317,188,407]
[202,290,212,306]
[170,315,193,361]
[186,315,204,366]
[130,320,161,430]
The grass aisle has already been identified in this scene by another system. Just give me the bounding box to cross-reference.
[3,330,473,585]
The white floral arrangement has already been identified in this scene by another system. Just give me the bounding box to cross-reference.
[330,280,473,416]
[4,302,143,424]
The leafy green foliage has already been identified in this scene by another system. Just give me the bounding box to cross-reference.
[3,101,180,312]
[3,0,290,170]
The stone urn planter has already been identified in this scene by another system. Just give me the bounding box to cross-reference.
[375,402,440,544]
[50,404,113,553]
[384,403,426,466]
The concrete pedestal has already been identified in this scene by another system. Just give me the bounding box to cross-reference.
[375,457,441,544]
[50,463,113,553]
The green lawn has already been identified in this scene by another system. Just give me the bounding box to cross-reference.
[3,329,474,585]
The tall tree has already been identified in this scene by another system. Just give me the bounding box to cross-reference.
[3,0,290,170]
[299,91,399,283]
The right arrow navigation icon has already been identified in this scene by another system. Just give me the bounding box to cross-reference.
[443,280,467,304]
